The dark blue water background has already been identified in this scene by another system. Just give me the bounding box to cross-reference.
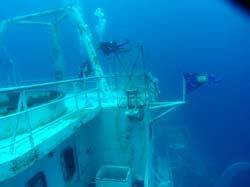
[1,0,250,184]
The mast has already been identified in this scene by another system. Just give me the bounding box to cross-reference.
[2,6,110,93]
[70,6,110,94]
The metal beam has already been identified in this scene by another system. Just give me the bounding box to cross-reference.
[7,7,71,23]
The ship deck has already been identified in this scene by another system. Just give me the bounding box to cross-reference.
[0,88,101,181]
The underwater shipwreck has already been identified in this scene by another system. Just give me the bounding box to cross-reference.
[1,3,247,187]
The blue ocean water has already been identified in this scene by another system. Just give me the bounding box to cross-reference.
[0,0,250,186]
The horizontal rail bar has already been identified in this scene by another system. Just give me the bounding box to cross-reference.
[0,74,146,94]
[149,101,185,109]
[0,104,92,150]
[7,7,72,23]
[0,93,100,150]
[0,76,98,93]
[0,87,98,120]
[14,21,53,27]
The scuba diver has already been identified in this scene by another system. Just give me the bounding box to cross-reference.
[183,72,222,94]
[99,39,130,56]
[78,60,92,78]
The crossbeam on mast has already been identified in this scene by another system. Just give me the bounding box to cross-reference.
[1,5,110,93]
[6,7,71,23]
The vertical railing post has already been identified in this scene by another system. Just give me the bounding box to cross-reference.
[81,75,88,105]
[10,90,34,154]
[10,90,23,154]
[74,94,79,111]
[22,90,35,149]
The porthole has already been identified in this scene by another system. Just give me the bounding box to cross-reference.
[61,146,76,181]
[25,172,47,187]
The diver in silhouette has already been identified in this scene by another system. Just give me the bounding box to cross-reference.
[183,72,222,93]
[78,60,92,78]
[99,39,130,56]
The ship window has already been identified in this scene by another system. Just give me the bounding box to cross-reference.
[61,146,76,181]
[25,172,47,187]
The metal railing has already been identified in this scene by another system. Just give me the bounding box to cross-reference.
[0,76,101,154]
[0,74,158,154]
